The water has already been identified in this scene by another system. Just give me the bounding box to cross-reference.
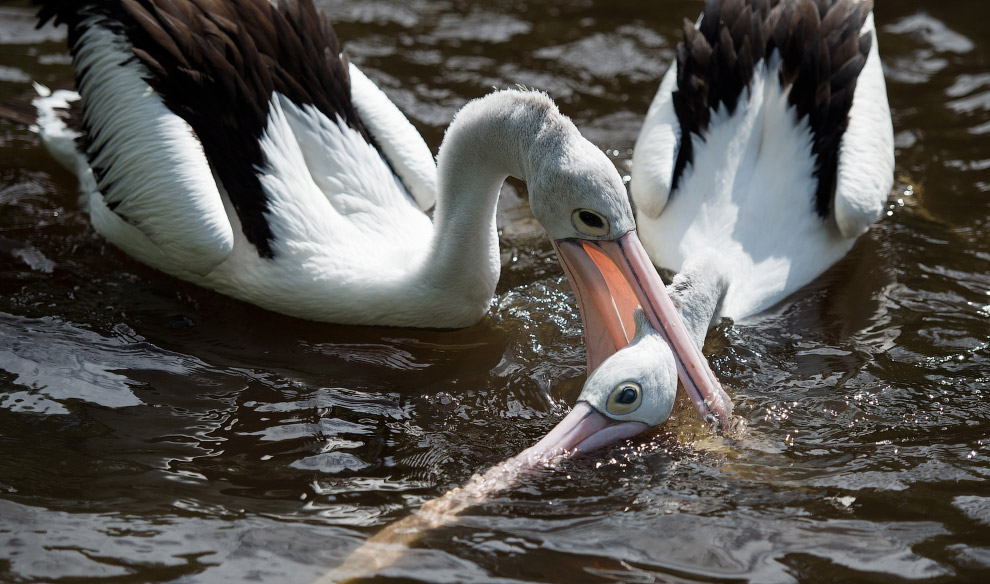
[1,0,988,581]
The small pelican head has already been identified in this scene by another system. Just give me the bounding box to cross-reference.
[521,310,678,461]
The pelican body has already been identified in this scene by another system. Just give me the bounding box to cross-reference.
[33,0,735,434]
[632,0,894,320]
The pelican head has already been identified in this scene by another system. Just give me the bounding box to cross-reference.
[521,310,678,460]
[455,90,731,429]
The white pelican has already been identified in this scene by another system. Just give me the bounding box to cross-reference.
[31,0,734,435]
[631,0,894,320]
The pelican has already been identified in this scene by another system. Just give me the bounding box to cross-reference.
[30,0,734,437]
[631,0,894,320]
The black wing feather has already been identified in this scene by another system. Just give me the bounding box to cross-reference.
[670,0,873,218]
[34,0,377,259]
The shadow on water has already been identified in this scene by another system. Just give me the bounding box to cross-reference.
[1,0,990,582]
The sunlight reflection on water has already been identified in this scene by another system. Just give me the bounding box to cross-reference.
[1,0,989,582]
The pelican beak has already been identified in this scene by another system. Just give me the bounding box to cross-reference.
[552,231,733,429]
[516,402,648,463]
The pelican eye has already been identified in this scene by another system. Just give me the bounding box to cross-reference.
[572,209,610,237]
[617,386,638,404]
[606,382,642,416]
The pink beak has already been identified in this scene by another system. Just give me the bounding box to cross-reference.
[515,402,649,463]
[553,231,733,429]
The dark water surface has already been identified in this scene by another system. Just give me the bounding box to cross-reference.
[1,0,989,582]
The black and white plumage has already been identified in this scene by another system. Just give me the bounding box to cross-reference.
[632,0,894,320]
[32,0,734,434]
[35,0,436,300]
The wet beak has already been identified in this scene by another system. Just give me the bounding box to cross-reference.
[516,402,648,463]
[552,232,733,429]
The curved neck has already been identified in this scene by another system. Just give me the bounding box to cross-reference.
[421,92,560,317]
[668,249,730,349]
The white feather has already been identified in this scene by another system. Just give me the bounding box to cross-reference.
[636,57,855,319]
[68,18,233,277]
[632,8,894,320]
[347,63,438,211]
[630,62,679,219]
[834,12,895,238]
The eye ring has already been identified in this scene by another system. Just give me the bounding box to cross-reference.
[606,382,642,416]
[571,208,610,237]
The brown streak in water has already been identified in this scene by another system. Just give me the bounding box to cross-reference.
[316,392,747,583]
[315,444,565,583]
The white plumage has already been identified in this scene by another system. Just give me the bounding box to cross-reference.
[67,18,235,277]
[631,0,894,321]
[33,0,736,431]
